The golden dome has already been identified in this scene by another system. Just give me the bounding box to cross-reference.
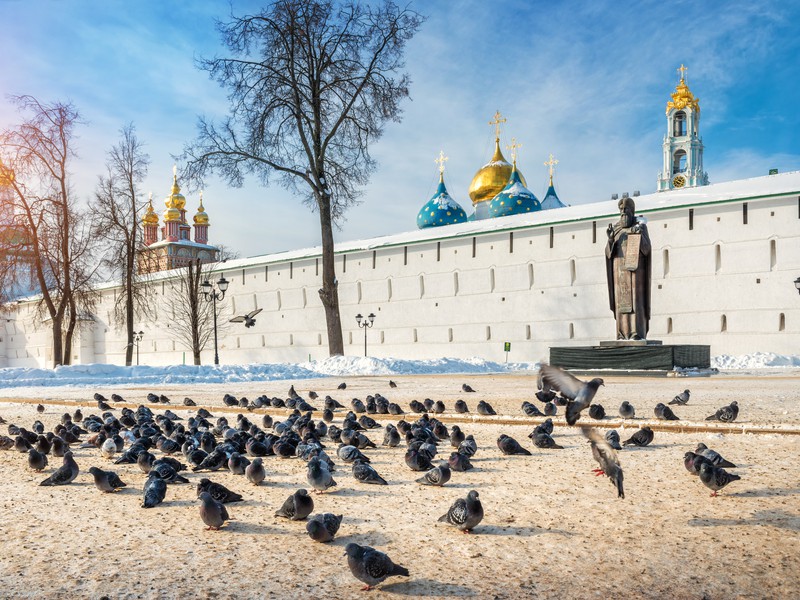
[193,191,209,225]
[468,138,526,204]
[666,64,699,114]
[142,194,159,225]
[164,167,186,212]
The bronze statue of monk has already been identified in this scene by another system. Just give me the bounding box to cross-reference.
[605,197,651,340]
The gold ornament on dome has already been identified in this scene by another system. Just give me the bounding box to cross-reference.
[163,165,185,222]
[142,192,159,225]
[666,64,700,114]
[544,153,559,185]
[468,111,526,204]
[0,161,15,186]
[193,190,210,225]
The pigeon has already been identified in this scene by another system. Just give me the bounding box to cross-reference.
[389,380,397,388]
[544,402,557,416]
[39,451,79,486]
[88,466,127,492]
[531,418,554,436]
[196,478,243,503]
[27,448,48,472]
[345,543,409,591]
[245,457,266,485]
[352,459,388,485]
[521,401,543,417]
[695,443,736,468]
[416,463,451,486]
[497,434,531,456]
[198,491,230,529]
[337,382,347,390]
[538,364,604,426]
[183,397,196,406]
[588,404,606,420]
[228,452,251,475]
[151,461,189,484]
[582,428,624,499]
[654,403,680,421]
[405,448,433,472]
[382,426,401,448]
[307,457,337,493]
[705,401,739,422]
[622,427,654,447]
[449,426,465,448]
[531,432,563,449]
[447,451,473,471]
[619,401,635,419]
[454,399,469,413]
[438,490,484,533]
[699,462,741,496]
[337,444,370,463]
[684,451,714,475]
[605,430,622,450]
[275,488,314,520]
[461,383,476,393]
[36,404,44,414]
[142,472,167,508]
[100,437,118,460]
[306,513,342,543]
[137,451,156,474]
[229,308,263,328]
[535,389,557,404]
[477,400,496,416]
[458,435,478,458]
[669,389,691,405]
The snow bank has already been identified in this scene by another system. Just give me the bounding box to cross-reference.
[711,352,800,370]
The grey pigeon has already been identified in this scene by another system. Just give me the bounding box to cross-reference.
[695,443,736,468]
[142,472,167,508]
[306,513,342,543]
[619,401,635,419]
[100,437,117,460]
[532,432,563,449]
[344,543,409,591]
[307,457,337,493]
[416,463,451,486]
[705,401,739,422]
[227,452,251,475]
[196,478,243,503]
[448,451,472,471]
[458,435,478,458]
[405,448,433,472]
[438,490,483,533]
[245,457,266,485]
[684,451,713,475]
[539,364,604,426]
[461,384,475,393]
[582,428,624,499]
[477,400,496,416]
[337,444,369,463]
[27,448,48,472]
[497,434,531,456]
[521,401,543,417]
[622,427,654,447]
[88,466,127,492]
[669,389,691,405]
[544,402,557,416]
[454,399,469,413]
[198,491,230,530]
[654,403,679,421]
[275,489,314,520]
[605,430,622,450]
[588,404,606,420]
[39,451,79,486]
[352,459,388,485]
[698,461,741,496]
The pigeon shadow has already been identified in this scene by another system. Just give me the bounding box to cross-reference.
[726,487,800,498]
[226,521,287,535]
[333,487,383,497]
[380,579,476,596]
[331,532,391,546]
[688,509,800,531]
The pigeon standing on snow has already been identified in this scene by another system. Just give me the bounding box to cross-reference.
[198,491,230,530]
[706,401,739,422]
[306,513,343,543]
[698,462,741,496]
[669,389,691,405]
[538,364,604,426]
[438,490,484,533]
[582,428,624,499]
[344,543,409,591]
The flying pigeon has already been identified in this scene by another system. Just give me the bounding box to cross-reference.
[306,513,342,543]
[698,462,741,496]
[438,490,484,533]
[705,401,739,422]
[344,543,409,591]
[669,389,691,405]
[538,364,604,426]
[198,491,230,530]
[582,428,624,499]
[229,308,263,328]
[275,489,314,520]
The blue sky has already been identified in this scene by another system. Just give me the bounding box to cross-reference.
[1,0,798,258]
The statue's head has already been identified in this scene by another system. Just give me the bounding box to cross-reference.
[618,197,636,227]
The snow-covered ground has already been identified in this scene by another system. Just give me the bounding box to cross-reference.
[0,352,797,389]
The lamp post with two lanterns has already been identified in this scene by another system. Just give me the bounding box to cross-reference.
[355,312,376,357]
[201,275,229,366]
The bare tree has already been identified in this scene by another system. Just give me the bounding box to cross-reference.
[181,0,423,356]
[0,96,98,366]
[93,124,152,365]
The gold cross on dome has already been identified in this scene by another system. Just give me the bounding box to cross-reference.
[434,150,449,173]
[489,110,507,139]
[677,64,688,81]
[544,153,559,178]
[506,138,522,164]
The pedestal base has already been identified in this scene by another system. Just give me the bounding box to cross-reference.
[549,343,710,371]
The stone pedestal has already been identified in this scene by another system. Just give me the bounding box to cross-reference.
[549,342,710,372]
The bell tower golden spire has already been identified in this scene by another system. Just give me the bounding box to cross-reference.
[434,149,448,181]
[506,138,522,167]
[544,153,559,185]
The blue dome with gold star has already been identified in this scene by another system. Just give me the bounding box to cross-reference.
[417,174,468,229]
[487,167,541,218]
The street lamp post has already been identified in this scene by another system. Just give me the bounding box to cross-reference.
[201,275,229,365]
[133,330,144,365]
[355,312,376,357]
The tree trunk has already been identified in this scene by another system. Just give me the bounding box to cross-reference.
[51,314,63,367]
[317,199,344,355]
[125,257,134,366]
[193,350,201,366]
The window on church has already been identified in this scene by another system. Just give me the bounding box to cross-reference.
[372,250,377,269]
[472,237,476,258]
[779,313,786,332]
[404,246,408,265]
[715,244,721,274]
[437,242,441,262]
[509,232,514,253]
[663,249,670,277]
[592,221,597,244]
[742,202,748,224]
[667,317,673,334]
[673,111,686,136]
[568,323,574,339]
[721,314,727,332]
[570,259,576,285]
[770,239,777,270]
[673,150,686,174]
[549,227,554,248]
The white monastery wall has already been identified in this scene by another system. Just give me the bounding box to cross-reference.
[2,174,799,367]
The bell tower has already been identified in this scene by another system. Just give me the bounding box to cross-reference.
[658,65,708,192]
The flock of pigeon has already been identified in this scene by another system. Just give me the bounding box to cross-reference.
[0,364,745,591]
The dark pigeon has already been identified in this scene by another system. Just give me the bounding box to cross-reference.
[197,478,243,503]
[461,384,475,393]
[544,402,557,416]
[669,389,691,405]
[477,401,496,416]
[605,430,622,450]
[344,543,409,591]
[699,462,741,496]
[39,451,79,486]
[416,463,451,486]
[521,401,543,417]
[654,403,679,421]
[27,448,48,472]
[142,472,167,508]
[622,427,654,447]
[705,401,739,422]
[531,432,563,449]
[497,434,531,456]
[695,443,736,468]
[447,451,473,472]
[438,490,483,533]
[275,488,314,520]
[352,459,388,485]
[88,466,127,492]
[245,457,266,485]
[684,451,713,476]
[306,513,342,543]
[199,491,230,530]
[539,364,604,426]
[589,404,606,420]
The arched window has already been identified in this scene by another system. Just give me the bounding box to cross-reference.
[673,150,687,174]
[673,111,686,136]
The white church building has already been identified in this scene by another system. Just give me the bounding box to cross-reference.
[2,71,799,367]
